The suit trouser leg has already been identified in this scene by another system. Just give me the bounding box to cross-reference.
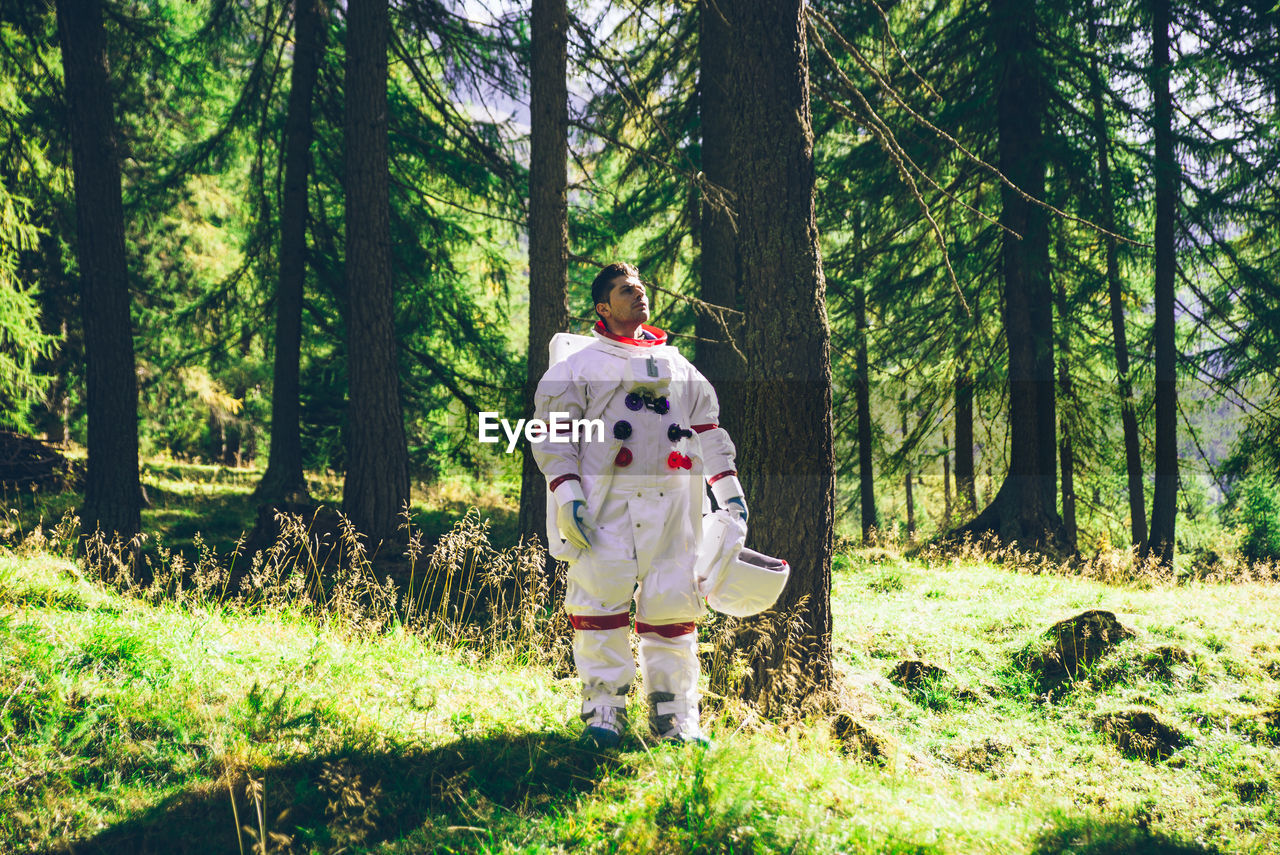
[565,544,638,715]
[570,618,634,714]
[630,484,704,736]
[637,624,700,733]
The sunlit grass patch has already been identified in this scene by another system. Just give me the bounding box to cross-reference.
[3,522,1279,852]
[827,548,1280,854]
[0,553,582,852]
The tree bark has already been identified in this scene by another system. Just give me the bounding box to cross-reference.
[902,400,915,539]
[953,268,978,519]
[1059,416,1077,552]
[943,427,952,527]
[953,0,1065,552]
[954,362,977,515]
[518,0,571,555]
[1056,281,1078,553]
[342,0,409,553]
[1087,0,1147,552]
[56,0,141,541]
[258,0,326,504]
[695,0,745,443]
[717,0,833,710]
[854,283,876,541]
[1147,0,1178,565]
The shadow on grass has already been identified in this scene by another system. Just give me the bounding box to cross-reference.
[47,729,625,855]
[142,486,257,558]
[411,502,519,552]
[1031,813,1220,855]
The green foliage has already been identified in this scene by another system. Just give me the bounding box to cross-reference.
[570,4,702,330]
[1226,472,1280,563]
[866,567,906,593]
[0,265,56,431]
[0,0,527,481]
[0,27,58,430]
[0,0,1273,564]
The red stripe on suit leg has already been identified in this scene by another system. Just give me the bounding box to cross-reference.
[635,621,697,637]
[569,612,630,631]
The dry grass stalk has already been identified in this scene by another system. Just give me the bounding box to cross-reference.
[40,505,571,675]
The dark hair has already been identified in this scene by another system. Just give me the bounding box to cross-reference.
[590,262,641,320]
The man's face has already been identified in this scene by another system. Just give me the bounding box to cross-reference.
[597,273,650,328]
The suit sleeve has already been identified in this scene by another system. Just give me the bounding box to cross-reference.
[531,358,585,503]
[687,365,738,485]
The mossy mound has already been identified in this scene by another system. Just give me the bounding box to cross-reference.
[1093,709,1188,762]
[1026,610,1135,689]
[830,713,893,763]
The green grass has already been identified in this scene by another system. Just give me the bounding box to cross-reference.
[3,535,1278,854]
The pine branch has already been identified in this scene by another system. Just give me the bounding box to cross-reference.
[809,23,969,316]
[808,7,1147,249]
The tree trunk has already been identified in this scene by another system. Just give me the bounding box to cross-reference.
[43,372,70,445]
[953,0,1065,552]
[953,278,978,519]
[342,0,409,553]
[56,0,141,541]
[517,0,571,555]
[1059,422,1077,552]
[854,283,876,541]
[954,362,976,515]
[717,0,833,711]
[259,0,326,504]
[1056,281,1078,553]
[902,400,915,539]
[695,0,745,443]
[1087,0,1147,552]
[1147,0,1178,565]
[943,427,952,527]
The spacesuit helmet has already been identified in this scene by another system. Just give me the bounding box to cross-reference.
[695,511,790,618]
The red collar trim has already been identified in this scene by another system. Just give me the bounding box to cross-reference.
[594,321,667,347]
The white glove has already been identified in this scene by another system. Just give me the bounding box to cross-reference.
[724,496,748,522]
[710,474,748,522]
[552,478,593,551]
[557,500,594,550]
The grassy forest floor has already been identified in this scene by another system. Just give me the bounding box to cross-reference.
[2,462,1279,853]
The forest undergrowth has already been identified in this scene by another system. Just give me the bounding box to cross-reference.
[2,476,1279,853]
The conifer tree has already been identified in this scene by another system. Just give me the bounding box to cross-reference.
[696,0,745,441]
[342,0,409,552]
[951,0,1066,550]
[258,0,327,504]
[55,0,141,541]
[854,281,876,540]
[717,0,833,707]
[1086,0,1148,552]
[518,0,570,552]
[1146,0,1178,565]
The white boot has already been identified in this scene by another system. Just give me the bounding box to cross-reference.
[574,625,634,747]
[638,630,705,744]
[581,702,629,748]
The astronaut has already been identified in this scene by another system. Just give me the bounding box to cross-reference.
[532,262,747,747]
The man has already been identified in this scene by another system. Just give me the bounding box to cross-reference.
[533,262,747,747]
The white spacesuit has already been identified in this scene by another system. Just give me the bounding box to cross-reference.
[533,321,745,744]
